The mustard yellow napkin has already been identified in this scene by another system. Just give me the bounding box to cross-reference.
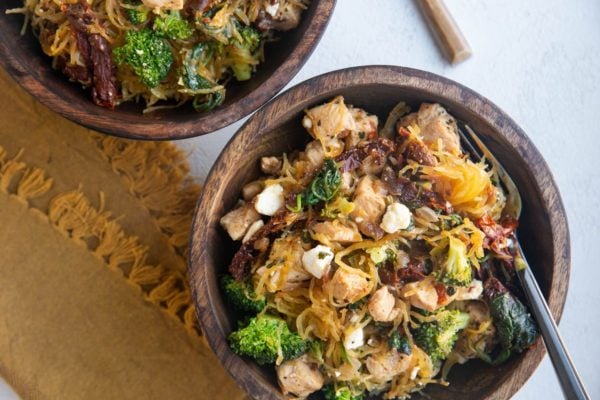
[0,67,246,400]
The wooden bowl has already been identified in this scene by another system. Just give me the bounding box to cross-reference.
[189,66,570,399]
[0,0,335,140]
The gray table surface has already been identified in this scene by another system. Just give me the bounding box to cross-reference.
[2,0,599,399]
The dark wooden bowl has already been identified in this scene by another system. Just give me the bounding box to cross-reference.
[189,66,570,399]
[0,0,335,140]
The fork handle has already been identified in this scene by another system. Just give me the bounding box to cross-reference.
[516,251,590,400]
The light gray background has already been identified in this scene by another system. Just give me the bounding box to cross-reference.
[1,0,598,398]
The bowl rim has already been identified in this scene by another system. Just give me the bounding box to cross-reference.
[0,0,336,140]
[189,65,571,399]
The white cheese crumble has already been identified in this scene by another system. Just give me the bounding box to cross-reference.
[344,327,364,350]
[380,202,412,234]
[264,1,280,17]
[254,184,284,216]
[301,245,333,279]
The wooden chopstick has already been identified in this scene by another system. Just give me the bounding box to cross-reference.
[417,0,472,64]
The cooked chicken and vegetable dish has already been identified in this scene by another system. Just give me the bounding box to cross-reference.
[10,0,307,111]
[220,97,538,399]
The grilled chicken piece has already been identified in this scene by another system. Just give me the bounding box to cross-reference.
[256,0,305,32]
[312,220,362,244]
[242,180,263,201]
[351,175,388,239]
[260,156,282,175]
[399,103,461,154]
[368,286,398,322]
[330,268,370,304]
[220,202,260,241]
[276,356,324,398]
[454,279,484,301]
[300,140,325,170]
[366,350,413,383]
[142,0,184,12]
[345,107,379,148]
[401,280,439,312]
[302,96,356,157]
[256,235,311,291]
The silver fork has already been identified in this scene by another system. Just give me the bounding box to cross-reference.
[458,125,590,400]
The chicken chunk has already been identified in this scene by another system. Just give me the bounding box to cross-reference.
[260,156,282,175]
[300,140,325,170]
[345,107,379,148]
[302,96,356,157]
[257,235,310,291]
[142,0,183,12]
[330,268,370,304]
[351,175,388,239]
[399,103,460,154]
[312,220,362,244]
[242,180,263,201]
[220,202,261,241]
[256,0,305,31]
[339,171,357,195]
[454,279,484,301]
[366,350,413,383]
[368,286,398,322]
[276,356,324,398]
[401,280,439,312]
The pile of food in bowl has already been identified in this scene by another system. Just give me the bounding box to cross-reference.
[218,96,539,399]
[9,0,308,111]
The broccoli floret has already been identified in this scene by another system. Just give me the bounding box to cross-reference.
[237,25,261,52]
[413,309,470,362]
[434,236,473,287]
[153,10,193,40]
[388,331,412,355]
[220,274,265,314]
[230,25,262,81]
[124,0,149,24]
[307,340,325,363]
[323,384,365,400]
[228,314,307,365]
[113,29,173,88]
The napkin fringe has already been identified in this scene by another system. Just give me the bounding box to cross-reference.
[90,135,201,262]
[0,145,201,337]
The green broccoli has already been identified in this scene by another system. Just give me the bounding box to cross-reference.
[434,236,473,287]
[153,10,193,40]
[228,314,307,365]
[220,274,265,314]
[486,285,538,364]
[230,25,262,81]
[126,5,149,24]
[307,340,325,363]
[113,29,173,88]
[388,331,412,355]
[413,309,470,362]
[322,384,365,400]
[236,25,261,52]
